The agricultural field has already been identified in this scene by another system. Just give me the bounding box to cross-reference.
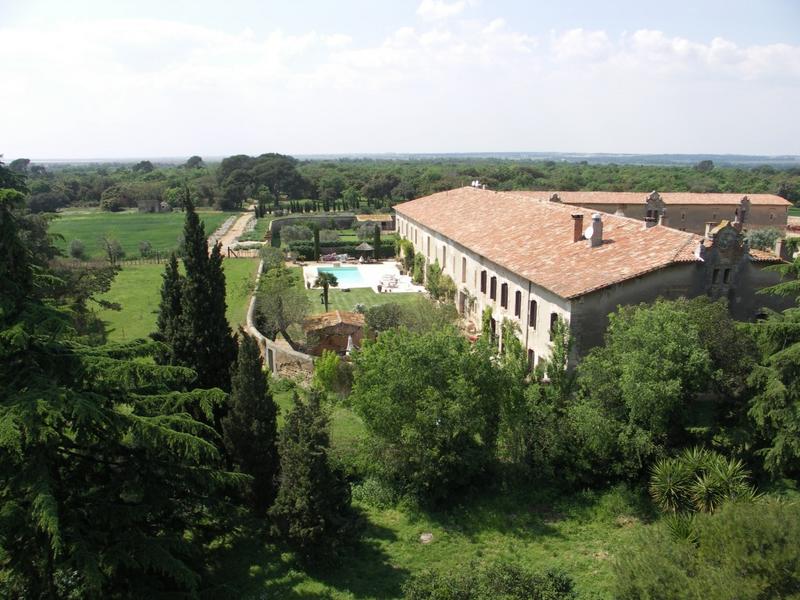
[48,208,231,260]
[97,258,259,341]
[239,216,272,242]
[214,389,652,599]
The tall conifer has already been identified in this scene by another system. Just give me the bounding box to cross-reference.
[269,390,355,557]
[152,252,183,363]
[222,330,279,511]
[172,195,237,393]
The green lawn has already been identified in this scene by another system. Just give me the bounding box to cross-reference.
[789,207,800,217]
[49,209,231,260]
[220,386,651,599]
[97,258,259,341]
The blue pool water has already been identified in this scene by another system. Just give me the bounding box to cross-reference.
[317,266,366,288]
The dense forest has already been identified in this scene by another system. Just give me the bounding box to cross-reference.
[2,156,800,598]
[6,153,800,216]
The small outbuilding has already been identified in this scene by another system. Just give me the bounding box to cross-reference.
[355,214,395,231]
[303,310,365,356]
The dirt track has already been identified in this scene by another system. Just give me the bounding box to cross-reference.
[214,207,255,254]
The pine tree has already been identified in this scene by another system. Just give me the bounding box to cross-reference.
[151,252,183,363]
[172,196,237,393]
[223,330,279,511]
[0,188,245,597]
[269,390,355,557]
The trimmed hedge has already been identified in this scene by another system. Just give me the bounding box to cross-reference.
[287,240,396,258]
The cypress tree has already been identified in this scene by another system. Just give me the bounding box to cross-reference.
[313,226,321,261]
[172,197,237,393]
[373,224,381,260]
[269,390,355,557]
[151,252,183,363]
[222,330,279,511]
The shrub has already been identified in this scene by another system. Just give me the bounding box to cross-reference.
[138,240,152,258]
[319,229,340,243]
[351,477,398,509]
[281,224,313,242]
[404,560,576,600]
[313,350,353,396]
[614,500,800,600]
[69,239,86,260]
[364,302,403,334]
[412,253,426,284]
[287,239,395,259]
[746,227,783,251]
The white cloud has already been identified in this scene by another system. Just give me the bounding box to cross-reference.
[0,16,798,157]
[416,0,467,21]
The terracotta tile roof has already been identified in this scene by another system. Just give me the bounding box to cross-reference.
[749,248,784,262]
[518,190,791,207]
[395,187,711,299]
[304,310,365,331]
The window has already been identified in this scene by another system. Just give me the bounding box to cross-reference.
[770,212,775,221]
[529,300,537,328]
[549,312,559,340]
[480,270,487,293]
[514,291,522,317]
[681,212,686,221]
[712,268,720,284]
[461,257,467,283]
[490,276,497,300]
[442,246,446,267]
[723,268,731,284]
[500,283,508,308]
[527,349,535,371]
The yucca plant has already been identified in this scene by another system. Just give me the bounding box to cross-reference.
[649,458,693,514]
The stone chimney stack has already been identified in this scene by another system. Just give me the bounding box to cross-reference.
[644,216,657,229]
[704,222,716,240]
[658,209,668,228]
[571,214,584,243]
[588,213,603,248]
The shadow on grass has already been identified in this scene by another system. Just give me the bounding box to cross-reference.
[406,478,565,544]
[204,510,408,599]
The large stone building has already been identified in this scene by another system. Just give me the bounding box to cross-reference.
[526,190,790,235]
[394,187,792,366]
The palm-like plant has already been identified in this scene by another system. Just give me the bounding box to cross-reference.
[315,272,338,312]
[649,458,692,514]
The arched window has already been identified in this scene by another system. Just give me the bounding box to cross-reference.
[480,270,487,293]
[514,291,522,317]
[529,300,537,328]
[490,276,497,300]
[500,283,508,308]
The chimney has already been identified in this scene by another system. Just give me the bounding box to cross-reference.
[614,204,626,217]
[644,216,657,229]
[704,222,716,240]
[571,213,584,242]
[732,210,742,232]
[588,213,603,248]
[658,209,668,228]
[775,238,790,260]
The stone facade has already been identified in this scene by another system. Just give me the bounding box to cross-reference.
[395,188,791,367]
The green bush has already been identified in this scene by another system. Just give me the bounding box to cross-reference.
[351,477,398,509]
[287,239,396,258]
[404,560,576,600]
[614,499,800,600]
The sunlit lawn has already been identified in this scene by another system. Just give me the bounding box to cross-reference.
[49,209,230,260]
[97,258,259,341]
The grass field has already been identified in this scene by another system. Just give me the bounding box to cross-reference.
[49,209,231,260]
[790,207,800,217]
[216,388,652,599]
[97,258,259,341]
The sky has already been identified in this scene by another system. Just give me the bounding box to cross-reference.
[1,0,799,159]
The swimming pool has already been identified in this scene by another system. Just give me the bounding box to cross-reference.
[316,266,367,288]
